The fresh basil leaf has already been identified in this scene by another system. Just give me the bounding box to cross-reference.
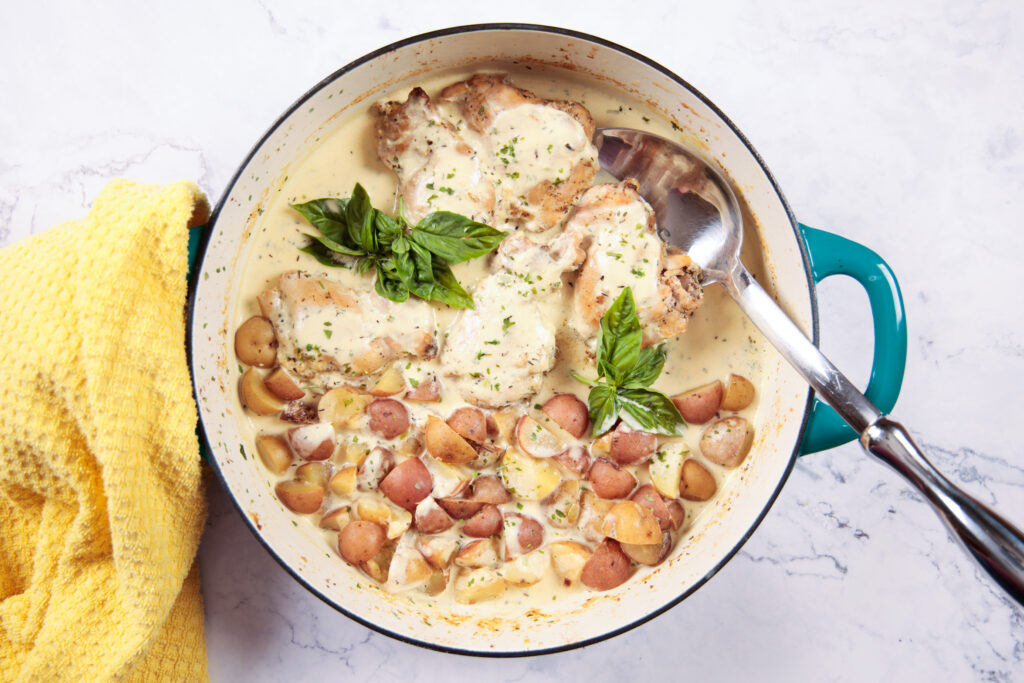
[588,383,620,436]
[617,387,686,436]
[391,239,415,284]
[298,241,350,268]
[374,211,402,245]
[411,212,506,264]
[302,231,366,257]
[621,345,666,388]
[345,183,375,250]
[428,261,474,308]
[374,269,409,302]
[356,257,375,275]
[597,288,642,384]
[291,198,352,246]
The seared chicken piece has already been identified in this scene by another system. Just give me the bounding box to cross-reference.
[439,74,598,232]
[374,87,495,224]
[441,233,586,407]
[258,271,437,388]
[567,181,703,346]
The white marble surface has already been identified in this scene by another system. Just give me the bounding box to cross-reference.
[3,1,1023,680]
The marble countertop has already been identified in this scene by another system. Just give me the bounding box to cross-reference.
[3,1,1022,680]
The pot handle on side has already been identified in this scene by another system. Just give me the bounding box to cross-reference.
[797,224,907,455]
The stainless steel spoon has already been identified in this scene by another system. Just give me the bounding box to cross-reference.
[595,126,1024,605]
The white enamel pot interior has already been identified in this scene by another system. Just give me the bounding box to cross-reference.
[189,24,817,655]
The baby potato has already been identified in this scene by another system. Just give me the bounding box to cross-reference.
[630,484,671,531]
[468,474,513,504]
[549,540,592,587]
[234,316,277,367]
[367,398,410,440]
[721,373,755,411]
[240,368,284,416]
[414,497,455,535]
[338,520,387,564]
[515,414,568,459]
[404,376,442,402]
[287,422,336,461]
[387,507,413,539]
[359,541,396,583]
[329,465,358,497]
[355,496,392,525]
[670,380,723,424]
[454,538,500,569]
[608,424,657,465]
[578,491,615,543]
[370,363,405,397]
[667,500,685,531]
[254,434,292,475]
[602,500,662,545]
[379,457,433,511]
[454,567,505,604]
[420,454,470,499]
[357,446,394,492]
[621,531,673,566]
[503,513,544,559]
[490,408,519,442]
[588,459,637,500]
[421,567,450,596]
[680,459,717,501]
[580,539,632,591]
[436,497,486,520]
[541,393,590,439]
[418,534,459,569]
[648,445,685,499]
[446,406,488,443]
[275,480,324,514]
[295,461,329,489]
[542,479,582,528]
[385,538,434,594]
[700,417,754,468]
[263,367,305,401]
[498,448,561,501]
[318,386,371,429]
[425,416,478,464]
[319,507,352,531]
[462,504,503,538]
[501,550,550,587]
[553,445,591,477]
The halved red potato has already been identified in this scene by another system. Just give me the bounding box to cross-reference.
[414,497,455,535]
[621,531,673,566]
[670,380,723,424]
[295,461,329,489]
[357,446,394,491]
[275,480,324,514]
[318,386,371,429]
[700,417,754,468]
[578,491,615,543]
[468,475,513,504]
[588,459,637,499]
[234,316,277,367]
[454,538,500,568]
[264,367,305,401]
[542,479,582,528]
[287,422,336,461]
[502,551,550,587]
[240,368,284,416]
[453,567,505,604]
[358,540,396,583]
[630,484,671,531]
[516,414,567,459]
[541,393,590,438]
[602,500,662,545]
[498,448,561,501]
[553,445,591,477]
[667,500,685,531]
[580,539,632,591]
[379,457,432,511]
[418,535,459,569]
[425,415,478,464]
[503,513,544,559]
[319,507,352,531]
[721,373,755,411]
[649,445,685,499]
[338,520,387,564]
[549,540,592,588]
[680,459,717,501]
[462,504,503,538]
[608,424,657,465]
[436,497,486,520]
[446,406,488,443]
[370,363,405,397]
[367,398,410,439]
[254,433,292,475]
[404,376,442,402]
[385,534,433,594]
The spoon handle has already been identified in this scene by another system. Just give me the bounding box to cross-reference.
[727,264,1024,605]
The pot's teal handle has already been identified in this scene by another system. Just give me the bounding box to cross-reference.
[798,224,907,454]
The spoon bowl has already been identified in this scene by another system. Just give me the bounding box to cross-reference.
[594,126,1024,606]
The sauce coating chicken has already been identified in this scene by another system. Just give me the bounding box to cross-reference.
[258,271,437,388]
[566,180,703,346]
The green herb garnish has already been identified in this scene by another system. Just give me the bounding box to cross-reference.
[571,287,686,436]
[292,183,506,308]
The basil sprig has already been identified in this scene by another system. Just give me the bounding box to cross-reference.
[572,288,687,436]
[292,183,506,308]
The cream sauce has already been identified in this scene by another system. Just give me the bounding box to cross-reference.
[234,65,770,611]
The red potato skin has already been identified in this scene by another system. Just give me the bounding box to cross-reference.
[588,459,637,499]
[447,407,488,443]
[437,498,486,520]
[553,445,591,477]
[609,425,658,465]
[505,513,544,554]
[462,504,503,538]
[630,484,671,531]
[415,501,454,534]
[367,398,410,439]
[338,521,386,564]
[667,500,685,530]
[379,458,433,511]
[542,394,590,438]
[581,539,632,591]
[468,475,513,504]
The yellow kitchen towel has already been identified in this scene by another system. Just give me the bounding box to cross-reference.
[0,180,211,682]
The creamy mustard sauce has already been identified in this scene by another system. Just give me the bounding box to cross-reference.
[234,66,770,610]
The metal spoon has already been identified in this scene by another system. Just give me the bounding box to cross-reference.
[595,126,1024,605]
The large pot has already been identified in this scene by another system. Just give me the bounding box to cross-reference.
[188,24,905,655]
